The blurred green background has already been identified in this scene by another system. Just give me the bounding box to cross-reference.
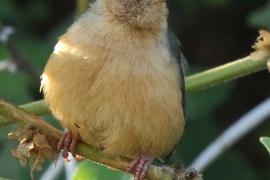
[0,0,270,179]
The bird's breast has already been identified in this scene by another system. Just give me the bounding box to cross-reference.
[42,31,184,157]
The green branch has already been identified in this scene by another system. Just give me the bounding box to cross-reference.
[19,100,48,116]
[186,55,270,92]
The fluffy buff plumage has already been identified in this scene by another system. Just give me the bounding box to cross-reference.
[41,0,184,160]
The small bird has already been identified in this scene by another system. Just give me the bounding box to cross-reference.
[41,0,186,179]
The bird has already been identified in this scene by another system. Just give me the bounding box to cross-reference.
[41,0,186,179]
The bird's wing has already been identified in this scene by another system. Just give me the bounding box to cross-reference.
[167,30,187,118]
[159,30,187,162]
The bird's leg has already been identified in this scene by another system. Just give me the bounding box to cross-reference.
[57,129,78,159]
[127,154,154,180]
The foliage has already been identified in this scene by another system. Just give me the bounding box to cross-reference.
[8,126,58,178]
[260,137,270,155]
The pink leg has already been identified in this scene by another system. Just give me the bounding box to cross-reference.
[57,129,78,159]
[127,155,154,180]
[70,135,79,156]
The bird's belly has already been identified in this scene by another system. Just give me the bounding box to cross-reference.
[42,53,184,158]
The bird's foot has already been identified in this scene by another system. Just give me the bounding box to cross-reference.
[57,129,78,160]
[127,154,154,180]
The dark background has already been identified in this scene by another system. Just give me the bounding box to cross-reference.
[0,0,270,179]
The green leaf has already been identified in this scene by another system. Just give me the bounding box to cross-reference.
[260,137,270,154]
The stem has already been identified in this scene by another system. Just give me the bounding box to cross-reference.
[185,55,270,92]
[19,100,48,116]
[0,100,202,180]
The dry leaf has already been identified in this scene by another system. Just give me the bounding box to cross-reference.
[33,133,52,150]
[8,126,58,179]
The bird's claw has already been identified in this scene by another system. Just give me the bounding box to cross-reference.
[57,129,78,160]
[127,154,153,180]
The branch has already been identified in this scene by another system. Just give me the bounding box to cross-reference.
[0,100,202,180]
[19,100,48,116]
[185,55,269,92]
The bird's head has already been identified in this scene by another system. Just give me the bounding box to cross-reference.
[102,0,168,30]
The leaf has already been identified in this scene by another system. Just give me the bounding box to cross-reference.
[260,137,270,154]
[8,125,58,179]
[33,133,52,150]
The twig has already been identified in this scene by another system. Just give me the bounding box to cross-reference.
[0,100,203,180]
[189,97,270,172]
[0,23,40,82]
